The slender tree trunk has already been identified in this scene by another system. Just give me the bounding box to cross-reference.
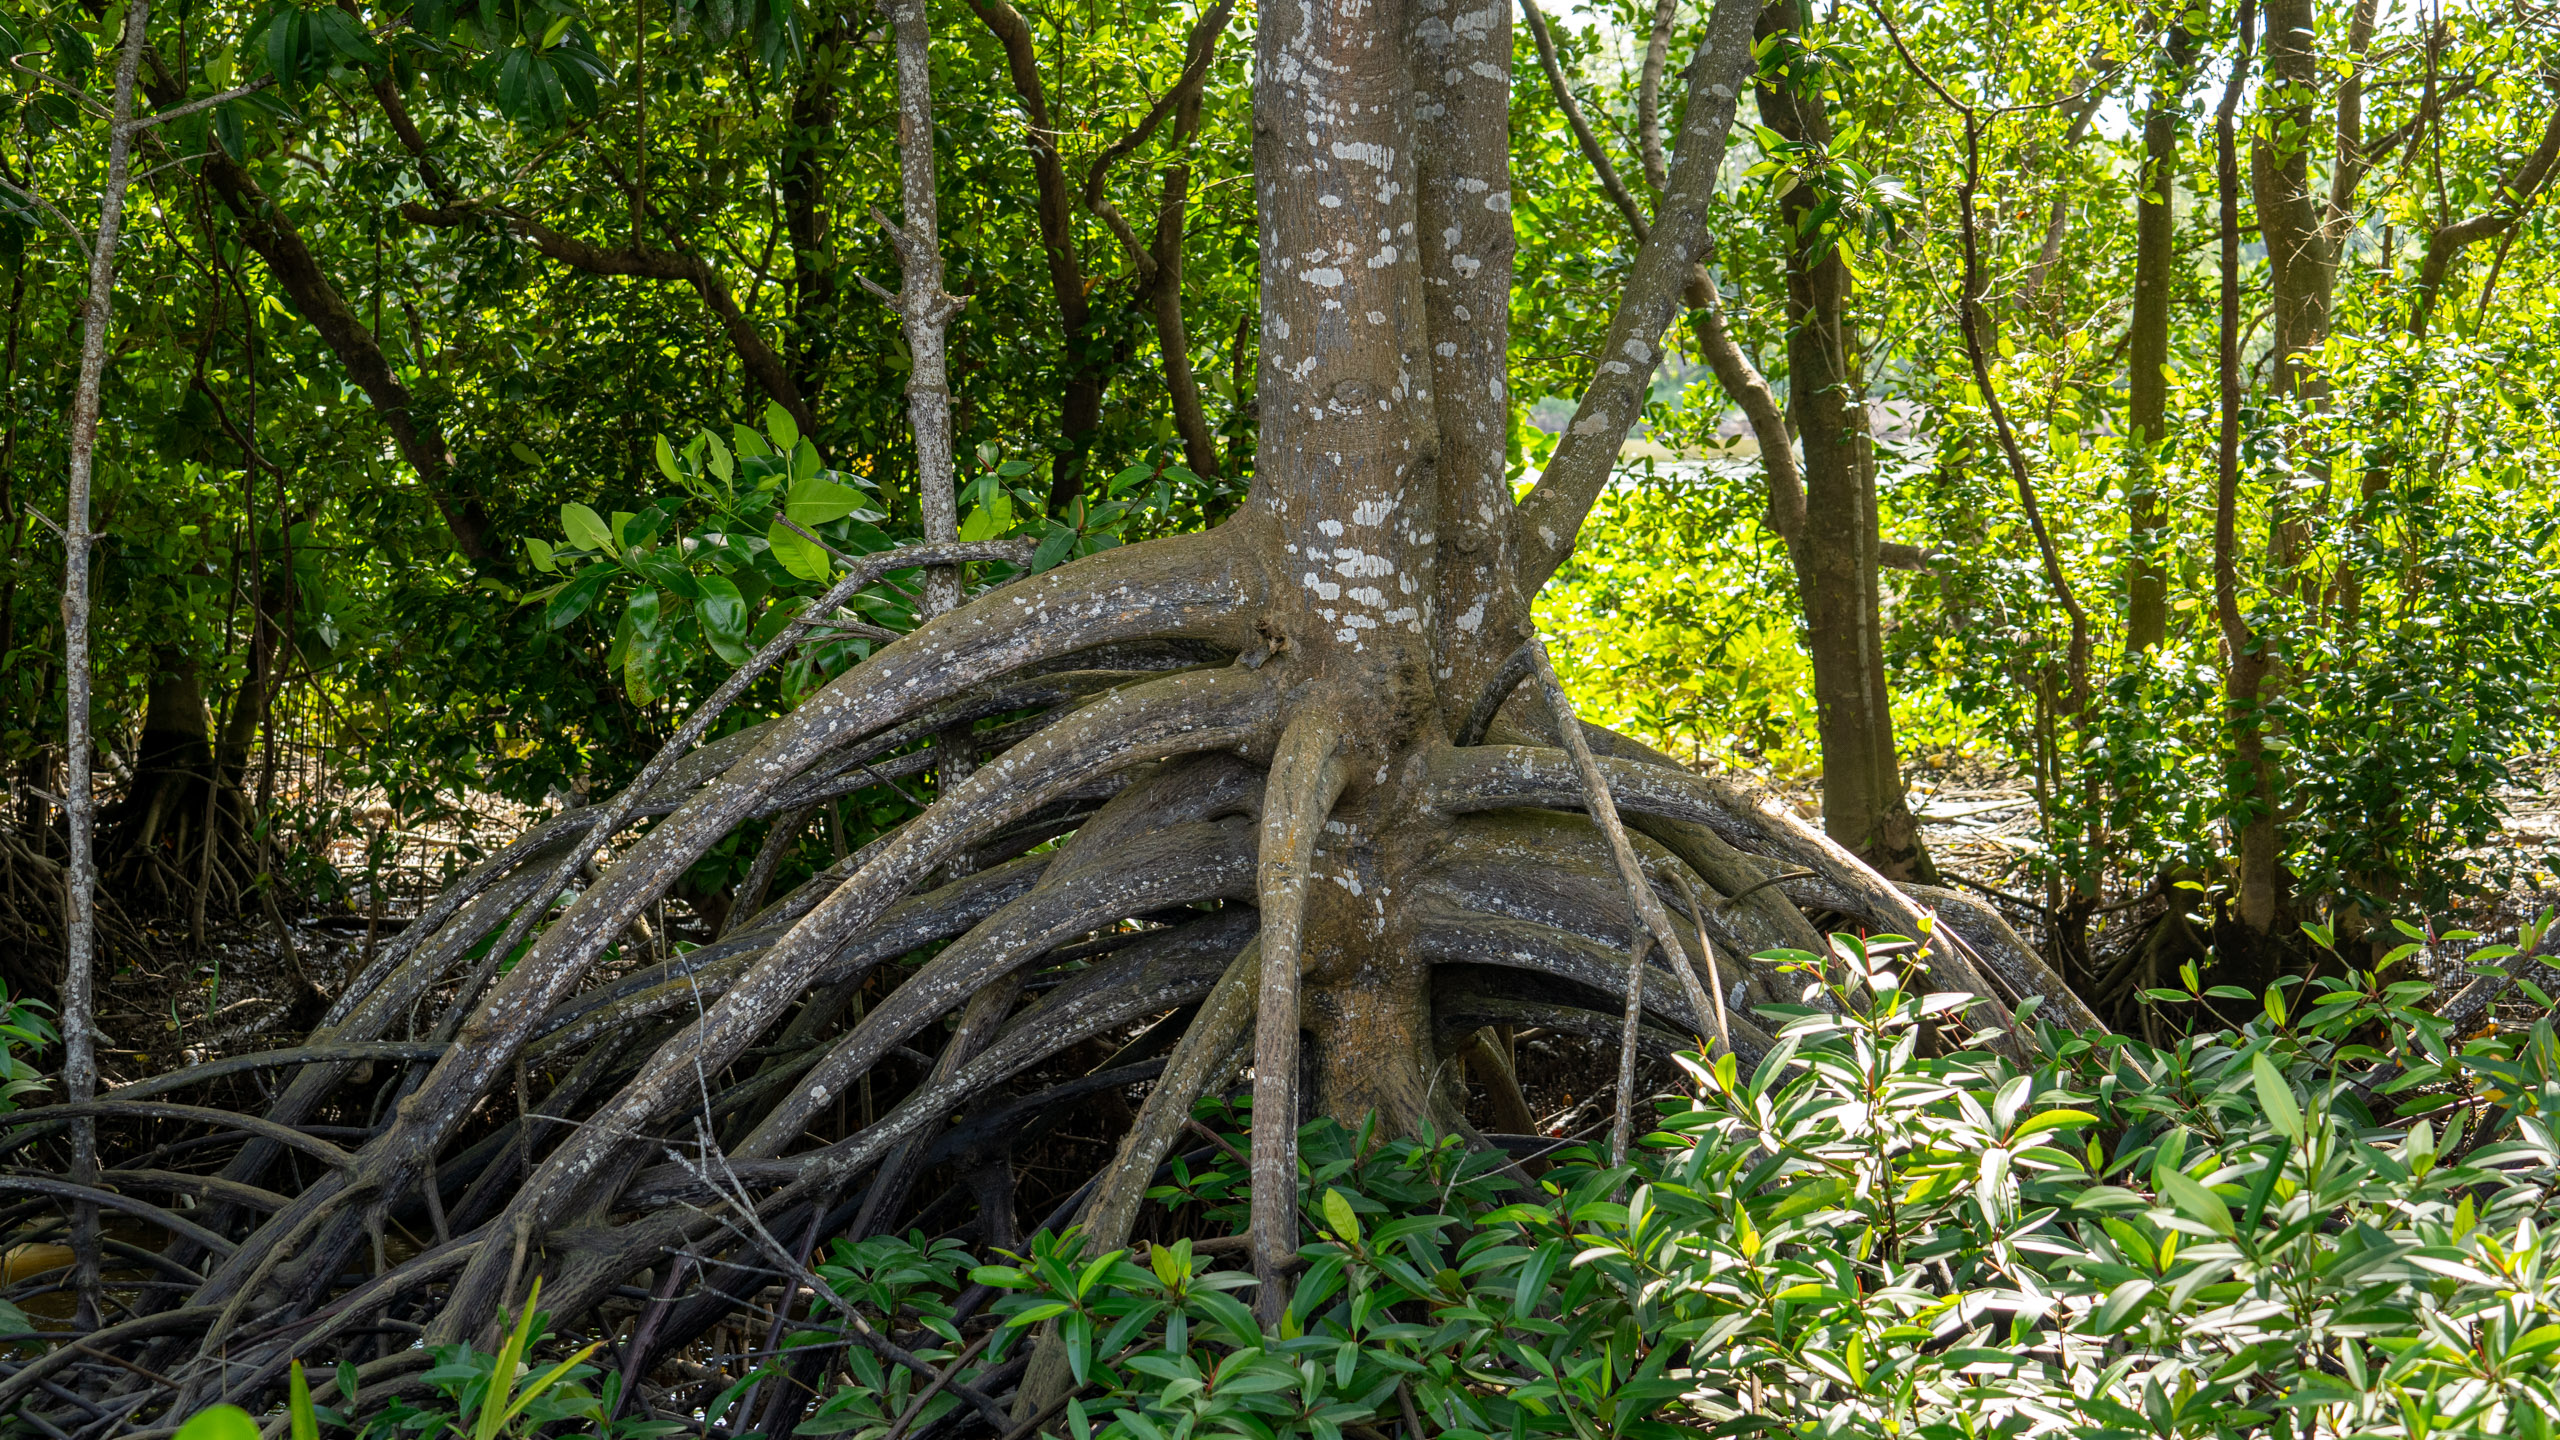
[883,0,962,619]
[1756,2,1933,884]
[880,0,973,816]
[960,0,1105,515]
[2125,21,2197,654]
[61,0,155,1330]
[2214,0,2272,942]
[1149,108,1220,480]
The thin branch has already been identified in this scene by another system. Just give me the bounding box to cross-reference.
[1520,0,1651,238]
[1869,0,2091,718]
[1523,637,1716,1159]
[129,77,276,132]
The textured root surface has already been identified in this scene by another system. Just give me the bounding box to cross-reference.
[5,579,2078,1424]
[10,538,2092,1435]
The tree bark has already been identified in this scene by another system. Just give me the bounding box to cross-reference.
[2125,20,2197,654]
[1754,2,1933,884]
[1414,0,1522,724]
[61,0,155,1331]
[2215,0,2272,939]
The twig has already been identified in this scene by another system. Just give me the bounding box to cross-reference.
[667,1123,1014,1432]
[1720,867,1816,909]
[881,1325,997,1440]
[1183,1117,1249,1169]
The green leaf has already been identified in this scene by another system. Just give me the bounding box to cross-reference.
[1321,1188,1362,1244]
[2091,1278,2155,1334]
[2251,1054,2303,1141]
[525,536,557,573]
[1031,519,1078,572]
[289,1360,319,1440]
[768,519,832,581]
[655,435,684,484]
[2009,1108,2097,1141]
[786,476,870,527]
[2157,1169,2233,1237]
[697,575,751,665]
[174,1406,261,1440]
[766,399,800,451]
[545,564,611,629]
[959,492,1012,542]
[561,503,613,553]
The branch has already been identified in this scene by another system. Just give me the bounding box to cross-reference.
[1636,0,1679,192]
[1870,0,2090,716]
[1520,0,1652,237]
[129,77,277,132]
[0,175,92,261]
[395,190,819,441]
[1523,639,1718,1156]
[2412,83,2560,341]
[1687,260,1800,549]
[1517,0,1761,589]
[189,145,499,562]
[1078,0,1237,274]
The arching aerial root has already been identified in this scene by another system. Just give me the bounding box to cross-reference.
[9,534,2116,1435]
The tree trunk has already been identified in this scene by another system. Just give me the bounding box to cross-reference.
[27,0,2106,1419]
[2125,21,2197,655]
[2214,0,2275,944]
[99,648,218,907]
[1756,4,1934,884]
[60,0,155,1335]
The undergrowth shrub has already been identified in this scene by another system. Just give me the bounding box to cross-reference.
[189,918,2560,1440]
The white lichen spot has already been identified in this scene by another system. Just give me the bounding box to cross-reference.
[1320,193,1343,208]
[1352,496,1397,526]
[1306,267,1345,288]
[1318,518,1345,537]
[1456,597,1486,633]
